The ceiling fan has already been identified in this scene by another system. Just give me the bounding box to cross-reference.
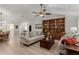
[32,4,52,17]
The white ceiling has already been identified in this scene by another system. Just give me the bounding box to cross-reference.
[0,4,79,24]
[0,4,79,15]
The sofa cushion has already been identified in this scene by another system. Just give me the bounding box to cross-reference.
[21,31,29,38]
[29,31,43,37]
[24,35,44,41]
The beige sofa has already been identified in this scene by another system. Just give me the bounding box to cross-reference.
[20,31,44,46]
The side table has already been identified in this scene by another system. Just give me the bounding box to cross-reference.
[40,39,54,50]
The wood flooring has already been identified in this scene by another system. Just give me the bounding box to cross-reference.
[0,40,59,55]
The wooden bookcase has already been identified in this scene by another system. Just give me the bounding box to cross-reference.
[43,18,65,40]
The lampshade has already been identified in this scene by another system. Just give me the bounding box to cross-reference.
[40,14,44,16]
[39,14,44,17]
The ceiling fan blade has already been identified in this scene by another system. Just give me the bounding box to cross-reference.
[43,9,46,12]
[35,15,39,17]
[32,12,38,14]
[32,4,51,18]
[45,13,51,15]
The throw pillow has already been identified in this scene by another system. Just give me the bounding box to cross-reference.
[63,38,77,45]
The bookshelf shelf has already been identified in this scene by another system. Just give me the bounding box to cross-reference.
[43,18,65,40]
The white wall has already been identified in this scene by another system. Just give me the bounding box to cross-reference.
[31,15,78,33]
[0,4,65,32]
[0,5,78,33]
[77,16,79,31]
[65,15,78,33]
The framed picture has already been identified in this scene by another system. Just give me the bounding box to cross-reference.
[35,24,42,29]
